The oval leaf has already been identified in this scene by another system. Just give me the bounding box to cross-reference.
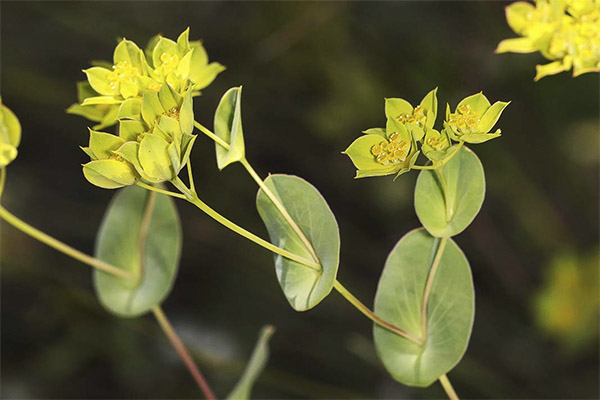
[214,86,245,170]
[227,325,275,400]
[373,228,474,387]
[94,185,182,317]
[414,147,485,237]
[256,174,340,311]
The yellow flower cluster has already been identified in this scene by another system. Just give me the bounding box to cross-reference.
[371,132,411,165]
[496,0,600,80]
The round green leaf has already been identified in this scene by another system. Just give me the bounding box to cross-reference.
[373,228,474,387]
[414,147,485,237]
[94,186,182,317]
[256,174,340,311]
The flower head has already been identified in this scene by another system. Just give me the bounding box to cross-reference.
[497,0,600,80]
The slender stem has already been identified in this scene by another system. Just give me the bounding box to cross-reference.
[420,237,448,340]
[170,177,321,272]
[136,182,187,200]
[186,159,197,196]
[412,165,436,170]
[0,168,6,199]
[152,306,216,400]
[439,374,459,400]
[0,205,134,280]
[240,158,320,264]
[194,121,230,150]
[334,280,421,344]
[135,191,156,286]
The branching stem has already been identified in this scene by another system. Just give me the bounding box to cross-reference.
[334,280,422,344]
[0,205,134,281]
[152,306,216,400]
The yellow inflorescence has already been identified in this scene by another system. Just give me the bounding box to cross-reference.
[426,135,446,150]
[159,52,180,74]
[371,132,410,165]
[166,107,180,120]
[147,81,162,92]
[107,61,139,91]
[447,105,480,135]
[397,105,426,125]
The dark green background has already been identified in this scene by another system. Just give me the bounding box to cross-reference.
[1,1,598,399]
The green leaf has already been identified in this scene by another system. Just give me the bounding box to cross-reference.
[141,91,165,127]
[385,98,413,120]
[84,67,117,96]
[214,87,245,170]
[119,120,146,142]
[343,134,392,171]
[461,131,502,144]
[139,134,174,181]
[82,96,122,106]
[113,39,144,70]
[362,128,386,137]
[456,93,490,116]
[82,159,137,189]
[227,325,275,400]
[373,229,474,387]
[179,90,194,135]
[118,97,143,120]
[192,62,226,90]
[414,147,485,237]
[152,36,179,69]
[94,186,182,317]
[478,101,510,134]
[419,87,438,129]
[89,130,125,159]
[256,174,340,311]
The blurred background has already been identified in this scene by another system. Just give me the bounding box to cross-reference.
[1,1,598,399]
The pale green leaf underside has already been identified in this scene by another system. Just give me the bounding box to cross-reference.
[414,147,485,238]
[373,228,474,387]
[214,86,245,170]
[256,174,340,311]
[94,186,181,317]
[227,325,275,400]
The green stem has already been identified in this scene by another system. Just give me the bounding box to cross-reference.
[186,159,197,196]
[0,168,6,199]
[334,280,421,344]
[240,158,321,265]
[152,306,216,400]
[170,177,321,272]
[439,374,459,400]
[0,205,134,281]
[420,237,447,340]
[136,182,187,200]
[194,121,230,149]
[193,119,321,267]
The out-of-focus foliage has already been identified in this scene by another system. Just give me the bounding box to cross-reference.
[496,0,600,80]
[534,250,599,353]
